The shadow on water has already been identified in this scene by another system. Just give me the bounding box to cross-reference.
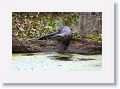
[49,56,96,61]
[14,52,96,62]
[49,56,72,61]
[48,52,73,61]
[23,53,36,56]
[48,53,96,61]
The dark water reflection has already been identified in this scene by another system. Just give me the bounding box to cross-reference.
[48,56,95,61]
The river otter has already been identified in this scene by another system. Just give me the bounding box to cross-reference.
[38,26,72,52]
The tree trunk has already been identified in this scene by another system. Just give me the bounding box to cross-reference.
[78,12,102,35]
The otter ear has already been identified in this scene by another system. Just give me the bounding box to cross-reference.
[58,26,62,29]
[58,26,63,31]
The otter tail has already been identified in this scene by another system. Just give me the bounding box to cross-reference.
[38,32,58,40]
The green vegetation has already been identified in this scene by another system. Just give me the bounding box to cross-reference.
[72,33,102,41]
[12,12,80,40]
[12,12,102,41]
[72,33,81,38]
[86,34,102,41]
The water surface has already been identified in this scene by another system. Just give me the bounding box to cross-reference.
[12,52,102,71]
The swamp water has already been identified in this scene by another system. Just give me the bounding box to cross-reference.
[12,52,102,71]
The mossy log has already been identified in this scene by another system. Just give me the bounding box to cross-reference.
[12,35,102,55]
[12,35,39,53]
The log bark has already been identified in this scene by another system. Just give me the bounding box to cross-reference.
[12,35,102,55]
[12,35,34,53]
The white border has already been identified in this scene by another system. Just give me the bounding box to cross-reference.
[0,0,114,83]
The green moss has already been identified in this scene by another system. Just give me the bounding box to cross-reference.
[86,34,102,41]
[72,33,81,38]
[71,33,102,41]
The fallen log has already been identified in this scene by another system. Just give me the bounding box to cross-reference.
[12,35,37,53]
[12,35,102,55]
